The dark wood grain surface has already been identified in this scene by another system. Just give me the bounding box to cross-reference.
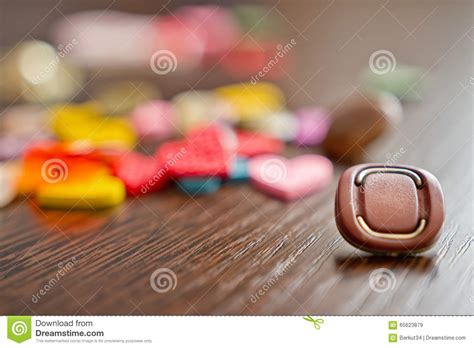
[1,0,473,315]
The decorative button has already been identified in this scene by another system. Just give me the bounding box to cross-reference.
[335,164,445,254]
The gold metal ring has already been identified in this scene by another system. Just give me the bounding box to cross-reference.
[355,167,423,188]
[356,216,427,240]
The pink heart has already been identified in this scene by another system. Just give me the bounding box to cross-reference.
[295,107,331,146]
[249,154,333,201]
[131,101,175,140]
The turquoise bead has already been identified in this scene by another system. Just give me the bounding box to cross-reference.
[229,157,249,182]
[178,177,221,195]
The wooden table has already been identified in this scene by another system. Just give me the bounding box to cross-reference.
[1,0,473,315]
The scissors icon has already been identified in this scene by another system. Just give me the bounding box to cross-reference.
[303,316,324,330]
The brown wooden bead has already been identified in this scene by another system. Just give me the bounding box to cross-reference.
[323,93,402,164]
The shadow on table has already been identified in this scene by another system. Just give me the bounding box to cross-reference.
[335,254,434,273]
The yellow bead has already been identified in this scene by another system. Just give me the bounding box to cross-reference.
[51,103,136,149]
[51,102,101,136]
[172,90,236,132]
[36,175,126,209]
[215,82,285,122]
[70,118,136,149]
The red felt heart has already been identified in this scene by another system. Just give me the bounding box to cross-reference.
[113,152,168,195]
[156,126,235,178]
[236,131,283,158]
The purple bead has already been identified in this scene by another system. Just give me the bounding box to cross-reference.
[295,107,331,146]
[0,134,50,160]
[0,136,26,160]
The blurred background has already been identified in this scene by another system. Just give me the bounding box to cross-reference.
[0,0,472,148]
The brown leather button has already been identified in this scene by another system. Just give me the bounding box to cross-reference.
[335,164,445,254]
[362,173,419,233]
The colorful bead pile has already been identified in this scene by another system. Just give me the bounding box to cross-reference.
[0,4,413,211]
[0,74,409,210]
